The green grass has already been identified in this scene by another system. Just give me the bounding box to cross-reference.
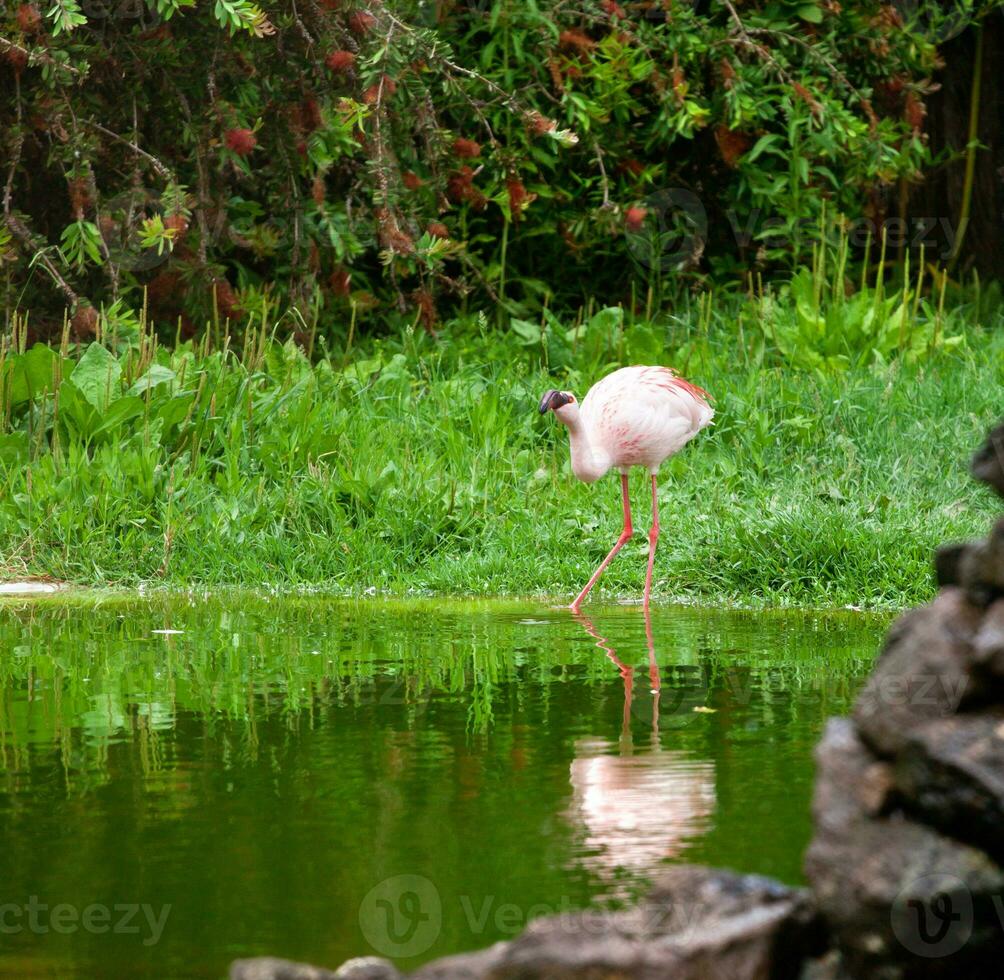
[1,287,1002,609]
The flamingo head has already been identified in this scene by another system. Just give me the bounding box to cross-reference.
[538,389,578,424]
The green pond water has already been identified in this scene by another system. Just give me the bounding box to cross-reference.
[0,595,886,979]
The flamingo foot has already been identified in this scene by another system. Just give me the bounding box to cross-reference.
[642,474,660,611]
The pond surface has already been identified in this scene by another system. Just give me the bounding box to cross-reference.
[0,595,884,979]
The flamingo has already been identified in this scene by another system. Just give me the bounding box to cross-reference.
[539,365,713,612]
[566,610,715,885]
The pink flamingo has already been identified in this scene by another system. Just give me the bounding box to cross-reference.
[539,365,713,612]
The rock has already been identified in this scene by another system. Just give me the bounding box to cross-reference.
[973,600,1004,676]
[853,589,987,756]
[932,518,1004,608]
[893,712,1004,865]
[412,866,824,980]
[806,719,1004,977]
[639,865,825,980]
[798,950,850,980]
[933,543,966,589]
[971,421,1004,497]
[229,959,348,980]
[409,948,504,980]
[957,518,1004,607]
[334,959,405,980]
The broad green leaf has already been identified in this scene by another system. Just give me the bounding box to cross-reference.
[70,343,122,412]
[0,433,28,468]
[128,364,177,396]
[4,345,62,406]
[585,307,624,337]
[90,396,147,439]
[156,393,197,433]
[510,318,542,345]
[56,379,99,440]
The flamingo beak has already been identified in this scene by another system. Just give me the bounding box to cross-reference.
[539,389,559,414]
[538,390,572,414]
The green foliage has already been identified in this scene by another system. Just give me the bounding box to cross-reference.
[764,269,964,372]
[59,220,104,272]
[3,0,996,333]
[1,282,1001,607]
[45,0,87,36]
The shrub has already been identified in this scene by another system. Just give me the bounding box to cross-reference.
[0,1,987,336]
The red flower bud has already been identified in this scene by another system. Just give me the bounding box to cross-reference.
[330,267,352,296]
[17,4,42,33]
[452,137,481,159]
[325,50,356,73]
[624,206,647,232]
[349,11,376,34]
[71,304,99,338]
[3,47,28,76]
[225,128,257,157]
[164,213,189,240]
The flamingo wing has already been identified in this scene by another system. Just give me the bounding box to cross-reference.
[582,366,713,469]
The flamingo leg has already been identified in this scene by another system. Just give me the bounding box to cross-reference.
[644,601,661,740]
[573,612,634,745]
[644,601,661,695]
[643,474,660,611]
[570,472,632,614]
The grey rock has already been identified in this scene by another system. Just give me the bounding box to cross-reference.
[933,516,1004,607]
[798,950,850,980]
[853,589,987,757]
[933,542,966,589]
[973,599,1004,677]
[335,958,405,980]
[806,719,1004,978]
[971,420,1004,497]
[893,712,1004,865]
[957,518,1004,607]
[410,946,505,980]
[411,865,823,980]
[230,958,345,980]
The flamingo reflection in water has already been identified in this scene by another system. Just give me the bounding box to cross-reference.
[566,609,715,890]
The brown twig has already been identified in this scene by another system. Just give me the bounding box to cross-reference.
[721,0,793,85]
[593,139,612,209]
[0,35,82,76]
[380,7,563,127]
[3,74,24,220]
[744,26,865,105]
[176,92,212,268]
[290,0,316,47]
[4,214,80,308]
[84,121,176,181]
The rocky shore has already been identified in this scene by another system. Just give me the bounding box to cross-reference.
[232,423,1004,980]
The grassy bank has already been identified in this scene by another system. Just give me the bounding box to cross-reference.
[1,284,1002,609]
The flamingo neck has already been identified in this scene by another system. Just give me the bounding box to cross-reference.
[566,418,612,484]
